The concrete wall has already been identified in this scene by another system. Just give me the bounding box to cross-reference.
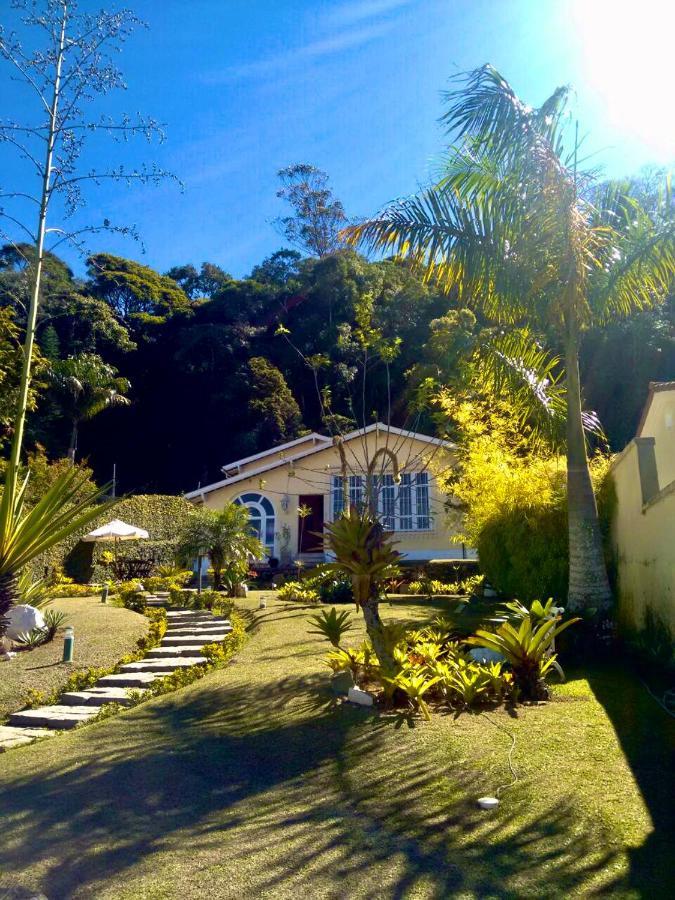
[193,431,467,562]
[611,432,675,635]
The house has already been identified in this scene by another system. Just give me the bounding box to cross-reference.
[185,423,470,564]
[610,382,675,636]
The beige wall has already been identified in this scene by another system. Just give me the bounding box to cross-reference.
[611,428,675,635]
[640,390,675,490]
[194,431,468,562]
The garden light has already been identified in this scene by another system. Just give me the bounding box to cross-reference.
[62,626,75,662]
[100,584,109,604]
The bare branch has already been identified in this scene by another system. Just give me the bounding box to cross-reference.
[0,209,37,243]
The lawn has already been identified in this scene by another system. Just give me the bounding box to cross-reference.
[0,596,148,720]
[0,592,672,899]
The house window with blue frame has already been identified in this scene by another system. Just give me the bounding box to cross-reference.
[234,493,275,557]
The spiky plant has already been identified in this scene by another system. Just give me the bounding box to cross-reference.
[323,507,400,667]
[466,614,579,700]
[0,465,113,636]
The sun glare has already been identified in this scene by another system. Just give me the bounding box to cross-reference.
[570,0,674,158]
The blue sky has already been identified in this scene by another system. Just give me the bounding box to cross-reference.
[2,0,673,278]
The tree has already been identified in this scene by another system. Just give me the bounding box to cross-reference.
[87,254,191,324]
[346,65,674,612]
[249,249,302,287]
[176,504,264,593]
[247,356,305,444]
[165,262,232,300]
[48,352,130,462]
[274,164,348,257]
[0,0,174,475]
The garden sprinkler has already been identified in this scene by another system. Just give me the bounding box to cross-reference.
[62,626,75,663]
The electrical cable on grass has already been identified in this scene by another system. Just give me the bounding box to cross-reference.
[640,680,675,719]
[480,712,519,797]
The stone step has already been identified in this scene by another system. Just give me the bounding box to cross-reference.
[147,645,207,658]
[0,725,57,751]
[61,687,138,707]
[167,614,230,623]
[9,705,99,730]
[166,623,230,633]
[161,633,229,646]
[97,672,161,688]
[119,658,207,673]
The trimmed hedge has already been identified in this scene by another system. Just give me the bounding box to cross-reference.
[29,494,195,584]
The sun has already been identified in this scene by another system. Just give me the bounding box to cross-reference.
[569,0,675,159]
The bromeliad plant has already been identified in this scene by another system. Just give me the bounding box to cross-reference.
[466,612,579,700]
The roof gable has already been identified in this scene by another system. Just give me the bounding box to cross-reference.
[185,423,455,500]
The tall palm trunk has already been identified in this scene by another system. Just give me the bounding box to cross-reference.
[565,325,612,611]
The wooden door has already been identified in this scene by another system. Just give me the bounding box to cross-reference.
[298,494,324,553]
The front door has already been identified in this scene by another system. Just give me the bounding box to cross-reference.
[298,494,324,553]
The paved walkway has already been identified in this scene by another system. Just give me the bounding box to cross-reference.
[0,608,231,751]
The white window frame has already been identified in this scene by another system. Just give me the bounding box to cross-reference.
[234,492,276,558]
[330,472,432,532]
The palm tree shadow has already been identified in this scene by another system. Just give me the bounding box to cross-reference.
[0,669,626,899]
[586,663,675,896]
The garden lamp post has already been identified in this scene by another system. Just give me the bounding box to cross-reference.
[62,625,74,662]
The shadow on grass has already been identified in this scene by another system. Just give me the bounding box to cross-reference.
[587,664,675,897]
[0,666,626,900]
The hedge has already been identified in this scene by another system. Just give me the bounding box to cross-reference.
[28,494,195,584]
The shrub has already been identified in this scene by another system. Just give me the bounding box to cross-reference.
[318,576,353,605]
[48,582,96,598]
[143,571,192,593]
[277,581,320,603]
[307,607,353,646]
[118,581,147,612]
[436,394,613,602]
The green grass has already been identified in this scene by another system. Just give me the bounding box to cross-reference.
[0,592,672,899]
[0,596,148,719]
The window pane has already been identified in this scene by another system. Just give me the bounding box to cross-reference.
[415,473,430,530]
[332,475,344,519]
[399,473,412,530]
[349,475,364,511]
[381,474,395,529]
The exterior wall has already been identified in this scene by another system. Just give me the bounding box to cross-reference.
[194,431,467,562]
[640,390,675,489]
[611,436,675,635]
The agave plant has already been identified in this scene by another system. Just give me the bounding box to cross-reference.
[323,507,401,667]
[466,614,579,700]
[0,464,114,637]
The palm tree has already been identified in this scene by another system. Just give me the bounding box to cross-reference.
[345,65,674,612]
[48,353,130,462]
[177,504,264,593]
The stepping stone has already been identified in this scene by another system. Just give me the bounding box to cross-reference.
[146,646,207,659]
[119,658,207,673]
[0,725,56,751]
[161,634,229,646]
[61,687,138,707]
[97,672,161,688]
[9,705,98,730]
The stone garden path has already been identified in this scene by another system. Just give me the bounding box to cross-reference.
[0,607,232,751]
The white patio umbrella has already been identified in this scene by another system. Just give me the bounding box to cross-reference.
[83,519,149,568]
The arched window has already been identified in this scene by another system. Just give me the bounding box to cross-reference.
[234,493,275,557]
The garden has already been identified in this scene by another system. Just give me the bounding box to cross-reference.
[0,2,673,897]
